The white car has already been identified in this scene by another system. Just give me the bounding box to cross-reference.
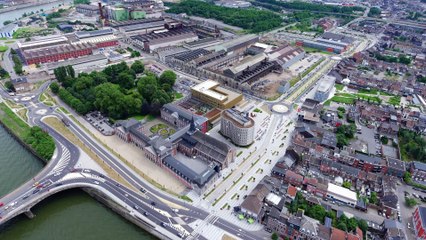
[94,181,100,185]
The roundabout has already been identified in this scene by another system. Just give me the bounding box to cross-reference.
[271,103,290,114]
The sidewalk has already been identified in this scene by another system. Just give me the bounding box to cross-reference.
[77,117,186,194]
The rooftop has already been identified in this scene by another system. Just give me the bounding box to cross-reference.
[222,108,254,128]
[226,53,266,75]
[46,54,107,70]
[191,80,226,101]
[320,32,355,44]
[163,155,217,188]
[317,75,336,93]
[74,28,114,39]
[17,35,68,49]
[327,183,357,202]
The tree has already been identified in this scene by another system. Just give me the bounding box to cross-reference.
[54,66,68,82]
[357,219,368,235]
[336,222,347,231]
[66,65,75,78]
[3,20,12,25]
[131,60,144,74]
[117,72,135,89]
[368,7,381,17]
[271,232,278,240]
[347,218,358,232]
[380,136,388,144]
[403,171,412,183]
[369,191,378,205]
[159,70,177,87]
[406,197,417,208]
[5,81,15,91]
[50,82,60,94]
[137,75,158,103]
[306,204,326,222]
[342,181,352,189]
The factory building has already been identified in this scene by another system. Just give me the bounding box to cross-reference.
[130,27,198,53]
[46,54,108,74]
[296,40,345,54]
[75,4,100,16]
[114,18,166,36]
[296,33,354,54]
[314,75,335,102]
[72,28,118,48]
[223,53,281,84]
[190,80,243,109]
[214,34,258,53]
[21,42,95,65]
[267,44,305,69]
[223,53,266,79]
[17,35,69,51]
[220,108,255,146]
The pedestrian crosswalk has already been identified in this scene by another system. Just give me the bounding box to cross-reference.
[51,143,71,175]
[186,213,220,240]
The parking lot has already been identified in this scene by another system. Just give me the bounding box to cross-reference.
[85,111,114,136]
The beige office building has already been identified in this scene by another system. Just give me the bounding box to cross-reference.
[191,80,243,109]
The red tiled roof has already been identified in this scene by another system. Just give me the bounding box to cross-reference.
[331,227,346,240]
[287,186,297,197]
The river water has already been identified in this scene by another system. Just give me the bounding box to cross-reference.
[0,0,72,27]
[0,125,156,239]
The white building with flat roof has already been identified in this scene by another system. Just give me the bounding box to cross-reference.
[314,75,335,102]
[326,183,357,207]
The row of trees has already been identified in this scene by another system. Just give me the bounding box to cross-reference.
[166,0,282,33]
[11,49,23,75]
[288,193,368,234]
[255,0,364,14]
[52,61,176,119]
[374,53,412,65]
[398,129,426,162]
[367,7,381,17]
[24,126,55,161]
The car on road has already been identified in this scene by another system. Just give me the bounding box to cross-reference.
[151,201,156,206]
[23,196,29,200]
[55,183,63,187]
[32,182,40,187]
[32,189,40,194]
[139,188,146,193]
[84,169,91,173]
[0,202,3,207]
[94,181,100,185]
[144,211,149,216]
[133,205,139,210]
[125,194,129,197]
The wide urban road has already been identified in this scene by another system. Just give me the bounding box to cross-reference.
[0,124,155,240]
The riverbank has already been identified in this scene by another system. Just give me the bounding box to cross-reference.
[0,0,65,14]
[0,102,49,163]
[0,101,54,162]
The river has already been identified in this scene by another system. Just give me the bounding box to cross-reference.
[0,0,72,27]
[0,125,156,239]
